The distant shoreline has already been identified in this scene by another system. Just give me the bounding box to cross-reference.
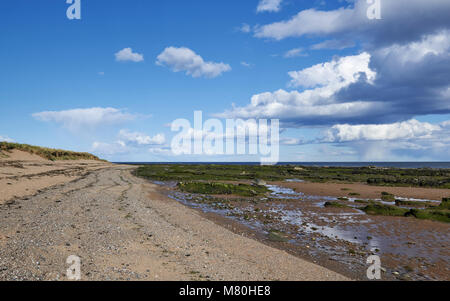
[115,162,450,169]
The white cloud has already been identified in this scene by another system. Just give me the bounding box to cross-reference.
[239,23,251,33]
[280,137,302,145]
[218,53,378,126]
[324,120,442,142]
[148,147,172,155]
[288,52,375,88]
[0,135,14,142]
[115,48,144,62]
[283,48,307,58]
[257,0,283,13]
[33,107,136,130]
[156,47,231,78]
[374,30,450,65]
[319,119,450,161]
[441,120,450,128]
[118,129,165,146]
[253,0,450,43]
[241,61,252,68]
[92,141,129,156]
[311,39,355,50]
[255,6,356,40]
[92,129,167,156]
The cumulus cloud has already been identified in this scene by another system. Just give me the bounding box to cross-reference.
[156,47,231,78]
[148,146,172,155]
[230,0,450,160]
[33,108,136,130]
[218,53,379,126]
[92,129,167,156]
[254,0,450,46]
[115,48,144,62]
[288,52,375,88]
[280,137,302,145]
[283,48,307,58]
[118,130,165,146]
[239,23,251,33]
[335,30,450,121]
[0,135,14,142]
[257,0,283,13]
[320,119,450,161]
[92,141,129,156]
[324,120,441,143]
[220,27,450,126]
[311,39,356,50]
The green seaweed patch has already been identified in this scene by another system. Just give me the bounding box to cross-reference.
[178,181,268,197]
[395,200,434,208]
[348,192,361,196]
[362,204,410,217]
[381,192,396,202]
[354,199,375,204]
[437,198,450,209]
[363,204,450,223]
[337,197,349,201]
[406,209,450,223]
[324,201,350,209]
[267,229,289,242]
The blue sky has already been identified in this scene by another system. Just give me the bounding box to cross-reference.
[1,0,450,162]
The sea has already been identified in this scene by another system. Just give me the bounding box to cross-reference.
[115,162,450,169]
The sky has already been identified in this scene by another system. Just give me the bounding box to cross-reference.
[1,0,450,162]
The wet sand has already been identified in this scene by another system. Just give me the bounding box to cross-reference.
[159,181,450,281]
[275,181,450,201]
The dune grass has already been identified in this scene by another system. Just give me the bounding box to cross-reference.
[0,142,103,161]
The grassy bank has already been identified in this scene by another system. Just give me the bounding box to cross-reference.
[0,142,103,161]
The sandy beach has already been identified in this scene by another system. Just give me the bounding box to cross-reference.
[0,152,347,281]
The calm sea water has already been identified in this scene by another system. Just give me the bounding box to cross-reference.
[115,162,450,169]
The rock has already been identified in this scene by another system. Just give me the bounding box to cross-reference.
[254,179,267,186]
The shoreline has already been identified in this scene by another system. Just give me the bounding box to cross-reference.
[0,156,348,281]
[1,154,448,281]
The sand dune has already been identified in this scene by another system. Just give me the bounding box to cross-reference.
[0,150,111,204]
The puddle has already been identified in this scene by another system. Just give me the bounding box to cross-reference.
[285,179,305,183]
